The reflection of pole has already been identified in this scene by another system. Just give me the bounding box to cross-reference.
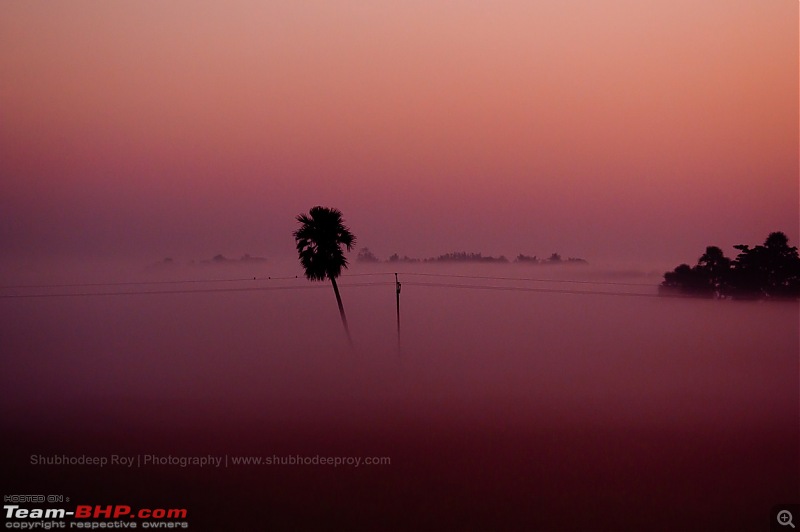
[395,273,401,351]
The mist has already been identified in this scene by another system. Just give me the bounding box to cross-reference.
[2,1,798,528]
[2,258,796,529]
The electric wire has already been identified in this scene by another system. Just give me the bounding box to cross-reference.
[374,271,657,287]
[1,275,304,290]
[2,271,659,291]
[0,278,684,300]
[0,282,394,299]
[402,281,684,299]
[0,268,679,301]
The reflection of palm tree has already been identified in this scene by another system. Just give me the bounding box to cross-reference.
[293,206,356,344]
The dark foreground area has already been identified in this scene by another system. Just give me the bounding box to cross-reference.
[2,266,798,530]
[3,401,797,531]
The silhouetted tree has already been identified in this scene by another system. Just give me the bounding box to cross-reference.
[425,251,507,263]
[662,232,800,299]
[515,254,539,263]
[387,253,419,263]
[293,206,356,343]
[662,263,715,297]
[729,232,800,298]
[696,246,731,295]
[356,247,380,263]
[567,257,589,264]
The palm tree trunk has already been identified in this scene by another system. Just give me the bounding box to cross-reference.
[329,276,353,345]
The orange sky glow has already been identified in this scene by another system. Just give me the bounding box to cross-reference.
[1,1,797,265]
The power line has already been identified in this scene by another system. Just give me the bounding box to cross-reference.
[381,271,657,287]
[402,281,675,299]
[1,270,670,302]
[0,279,694,301]
[0,275,304,290]
[3,271,660,291]
[1,272,404,290]
[0,282,393,299]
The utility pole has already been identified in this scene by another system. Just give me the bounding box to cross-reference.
[395,273,401,351]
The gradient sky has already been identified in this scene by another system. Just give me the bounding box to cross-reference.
[1,0,797,266]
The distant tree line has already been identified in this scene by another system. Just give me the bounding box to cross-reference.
[515,253,587,265]
[661,231,800,299]
[151,253,267,267]
[426,251,509,263]
[356,248,587,265]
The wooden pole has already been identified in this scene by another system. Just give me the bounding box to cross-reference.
[395,273,401,351]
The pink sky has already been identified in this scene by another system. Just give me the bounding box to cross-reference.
[1,1,797,266]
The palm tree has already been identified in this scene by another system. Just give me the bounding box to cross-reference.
[293,206,356,344]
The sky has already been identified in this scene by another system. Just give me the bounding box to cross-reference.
[1,0,797,267]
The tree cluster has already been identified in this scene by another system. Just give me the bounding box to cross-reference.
[661,232,800,299]
[426,252,508,263]
[356,248,587,265]
[515,253,587,265]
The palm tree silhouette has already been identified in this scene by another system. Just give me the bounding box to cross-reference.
[293,206,356,344]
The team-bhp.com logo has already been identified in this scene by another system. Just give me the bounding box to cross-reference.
[5,504,188,527]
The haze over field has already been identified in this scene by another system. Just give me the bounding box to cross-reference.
[2,261,798,529]
[1,1,798,530]
[1,1,797,266]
